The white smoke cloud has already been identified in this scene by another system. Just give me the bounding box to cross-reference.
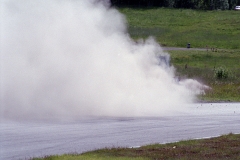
[1,0,206,121]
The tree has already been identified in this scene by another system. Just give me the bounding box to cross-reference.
[220,0,229,10]
[110,0,239,9]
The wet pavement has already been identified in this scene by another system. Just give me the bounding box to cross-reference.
[1,103,240,160]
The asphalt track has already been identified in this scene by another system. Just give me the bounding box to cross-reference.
[1,103,240,160]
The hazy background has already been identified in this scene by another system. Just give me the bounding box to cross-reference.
[1,0,206,121]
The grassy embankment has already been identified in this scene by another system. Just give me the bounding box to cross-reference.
[120,8,240,49]
[33,133,240,160]
[120,8,240,101]
[170,49,240,102]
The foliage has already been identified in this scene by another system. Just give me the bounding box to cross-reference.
[111,0,240,10]
[214,66,229,79]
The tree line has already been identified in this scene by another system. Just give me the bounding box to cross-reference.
[110,0,240,10]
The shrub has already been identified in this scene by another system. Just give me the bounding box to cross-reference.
[214,66,229,79]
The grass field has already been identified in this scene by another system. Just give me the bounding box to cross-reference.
[168,49,240,101]
[32,133,240,160]
[119,8,240,49]
[118,7,240,101]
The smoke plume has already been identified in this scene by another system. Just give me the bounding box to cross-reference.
[1,0,206,121]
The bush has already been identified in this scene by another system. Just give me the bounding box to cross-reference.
[214,66,229,79]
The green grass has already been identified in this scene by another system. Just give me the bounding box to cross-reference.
[119,8,240,49]
[32,155,146,160]
[32,133,240,160]
[169,49,240,81]
[119,7,240,101]
[168,49,240,101]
